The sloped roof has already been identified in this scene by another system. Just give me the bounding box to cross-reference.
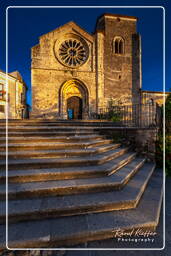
[9,71,23,82]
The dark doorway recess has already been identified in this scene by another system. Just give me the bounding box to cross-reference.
[67,96,82,119]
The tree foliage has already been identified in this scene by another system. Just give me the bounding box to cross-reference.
[165,93,171,133]
[156,92,171,176]
[165,93,171,118]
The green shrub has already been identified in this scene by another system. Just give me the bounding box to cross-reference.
[165,93,171,133]
[97,109,122,122]
[165,93,171,120]
[108,110,121,122]
[156,92,171,176]
[112,132,123,143]
[165,135,171,176]
[156,134,171,176]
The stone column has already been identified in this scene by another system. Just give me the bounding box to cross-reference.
[132,33,142,105]
[96,31,105,113]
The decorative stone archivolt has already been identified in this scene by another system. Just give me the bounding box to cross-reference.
[59,79,89,119]
[64,84,82,100]
[61,79,88,100]
[54,34,89,68]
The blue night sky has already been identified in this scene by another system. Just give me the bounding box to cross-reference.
[0,0,171,106]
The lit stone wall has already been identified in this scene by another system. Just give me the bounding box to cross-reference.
[141,90,170,106]
[96,14,141,106]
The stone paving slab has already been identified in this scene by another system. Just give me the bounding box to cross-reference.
[2,169,162,249]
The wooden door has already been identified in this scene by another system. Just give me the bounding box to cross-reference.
[67,96,82,119]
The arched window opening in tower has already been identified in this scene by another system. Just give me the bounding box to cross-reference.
[113,37,124,54]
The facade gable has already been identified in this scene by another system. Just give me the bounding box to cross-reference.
[31,21,95,72]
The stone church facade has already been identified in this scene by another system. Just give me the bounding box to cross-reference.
[31,13,141,119]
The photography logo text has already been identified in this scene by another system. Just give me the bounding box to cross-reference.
[112,228,157,243]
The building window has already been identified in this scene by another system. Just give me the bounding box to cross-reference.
[149,98,154,104]
[0,84,5,100]
[0,84,4,90]
[113,37,124,54]
[57,38,89,68]
[0,105,5,113]
[21,93,25,104]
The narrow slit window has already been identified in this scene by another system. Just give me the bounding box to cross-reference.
[115,40,119,54]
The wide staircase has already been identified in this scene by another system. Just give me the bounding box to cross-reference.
[0,120,163,248]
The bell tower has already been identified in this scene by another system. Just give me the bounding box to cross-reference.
[96,13,141,105]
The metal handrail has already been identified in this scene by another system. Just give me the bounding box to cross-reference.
[89,102,161,128]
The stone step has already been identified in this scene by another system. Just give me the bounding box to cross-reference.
[0,152,136,183]
[0,125,108,132]
[0,159,151,224]
[0,147,129,170]
[0,134,104,143]
[0,130,97,137]
[0,120,114,127]
[0,143,120,159]
[0,158,146,200]
[2,169,163,248]
[0,139,112,151]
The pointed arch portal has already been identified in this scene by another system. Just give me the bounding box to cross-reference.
[59,79,89,119]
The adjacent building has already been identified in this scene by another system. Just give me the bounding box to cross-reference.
[0,70,28,119]
[141,90,170,106]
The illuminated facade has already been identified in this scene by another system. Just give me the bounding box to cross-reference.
[0,70,28,119]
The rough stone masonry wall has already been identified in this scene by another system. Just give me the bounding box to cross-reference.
[132,33,142,104]
[101,17,140,106]
[31,69,97,119]
[98,127,158,161]
[95,31,105,110]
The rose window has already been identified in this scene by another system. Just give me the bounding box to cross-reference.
[58,39,88,67]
